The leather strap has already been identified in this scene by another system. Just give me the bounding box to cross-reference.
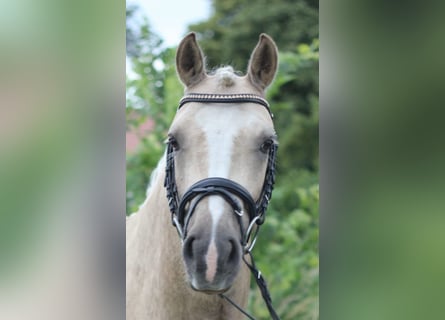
[178,93,273,119]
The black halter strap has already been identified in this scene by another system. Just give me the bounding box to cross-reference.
[163,93,280,320]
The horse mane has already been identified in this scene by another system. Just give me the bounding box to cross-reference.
[144,153,166,198]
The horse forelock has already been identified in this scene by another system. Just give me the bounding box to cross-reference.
[214,66,237,88]
[184,63,265,98]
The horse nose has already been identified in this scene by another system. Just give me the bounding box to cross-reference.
[183,235,209,273]
[182,231,242,290]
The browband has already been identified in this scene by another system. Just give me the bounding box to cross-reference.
[178,93,273,118]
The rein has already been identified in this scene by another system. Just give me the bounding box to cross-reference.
[164,93,280,320]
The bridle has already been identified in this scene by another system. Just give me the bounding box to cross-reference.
[164,93,280,320]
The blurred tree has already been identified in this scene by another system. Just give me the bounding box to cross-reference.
[126,4,163,59]
[126,6,182,213]
[271,40,319,174]
[189,0,318,70]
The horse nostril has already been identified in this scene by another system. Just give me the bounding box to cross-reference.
[227,239,239,265]
[183,236,195,260]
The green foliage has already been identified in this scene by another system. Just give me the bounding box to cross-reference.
[126,46,183,212]
[126,2,318,318]
[189,0,318,70]
[270,39,319,173]
[249,184,319,319]
[126,9,183,213]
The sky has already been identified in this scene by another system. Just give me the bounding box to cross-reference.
[129,0,211,48]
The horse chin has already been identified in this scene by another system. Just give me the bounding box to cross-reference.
[190,283,231,295]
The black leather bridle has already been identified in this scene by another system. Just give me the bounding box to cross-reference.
[163,93,280,320]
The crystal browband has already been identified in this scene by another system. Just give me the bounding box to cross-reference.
[178,93,272,118]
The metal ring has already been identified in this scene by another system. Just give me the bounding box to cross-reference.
[245,216,260,241]
[245,233,259,253]
[243,216,261,253]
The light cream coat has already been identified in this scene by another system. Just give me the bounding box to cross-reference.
[127,33,278,320]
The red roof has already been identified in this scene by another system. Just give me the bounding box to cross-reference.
[126,118,154,153]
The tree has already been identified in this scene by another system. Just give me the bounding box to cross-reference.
[126,6,182,213]
[189,0,318,70]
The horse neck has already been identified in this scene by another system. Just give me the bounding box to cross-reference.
[127,155,251,319]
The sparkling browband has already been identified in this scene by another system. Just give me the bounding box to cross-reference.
[178,93,273,118]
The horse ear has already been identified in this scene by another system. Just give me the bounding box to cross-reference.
[247,34,278,90]
[176,32,206,87]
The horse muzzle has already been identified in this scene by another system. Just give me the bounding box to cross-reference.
[182,227,243,293]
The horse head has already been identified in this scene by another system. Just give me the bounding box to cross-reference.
[166,33,278,294]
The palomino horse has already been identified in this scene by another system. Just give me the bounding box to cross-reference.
[127,33,279,319]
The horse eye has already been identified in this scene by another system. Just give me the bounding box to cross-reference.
[260,139,274,154]
[168,136,180,151]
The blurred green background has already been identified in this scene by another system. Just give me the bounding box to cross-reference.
[2,0,445,319]
[126,0,319,319]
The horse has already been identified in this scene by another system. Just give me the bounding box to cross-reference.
[126,32,279,320]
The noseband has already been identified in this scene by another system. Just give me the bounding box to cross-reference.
[163,93,280,320]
